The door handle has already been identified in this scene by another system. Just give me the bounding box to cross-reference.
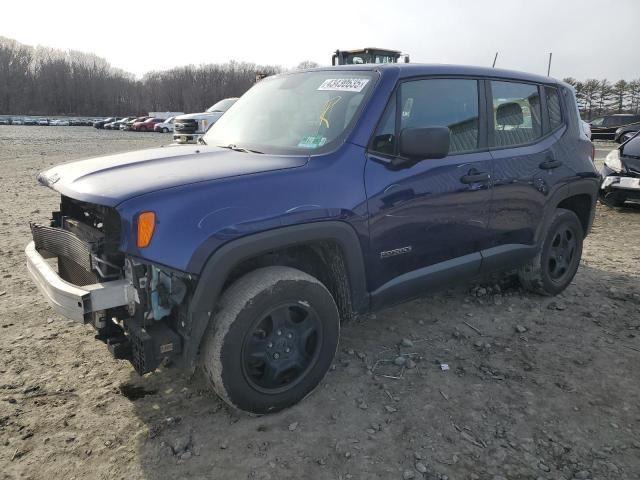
[539,159,562,169]
[460,169,490,184]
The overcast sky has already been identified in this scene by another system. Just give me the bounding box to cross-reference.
[2,0,639,80]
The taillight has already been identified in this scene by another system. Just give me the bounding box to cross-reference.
[137,211,156,248]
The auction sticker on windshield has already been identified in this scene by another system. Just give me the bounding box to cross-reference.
[318,78,370,92]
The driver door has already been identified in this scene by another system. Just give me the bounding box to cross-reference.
[365,78,493,308]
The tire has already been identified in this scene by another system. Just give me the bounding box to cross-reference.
[518,208,583,296]
[201,266,340,414]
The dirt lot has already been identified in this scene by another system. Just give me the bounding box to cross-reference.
[1,127,639,480]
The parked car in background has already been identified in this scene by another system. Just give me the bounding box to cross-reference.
[12,118,24,125]
[105,117,129,130]
[154,117,176,133]
[589,114,640,141]
[620,130,639,143]
[614,124,640,143]
[0,118,9,125]
[173,98,238,143]
[94,117,119,129]
[149,112,184,120]
[37,119,49,126]
[131,117,165,132]
[600,131,640,207]
[50,119,70,126]
[26,65,598,415]
[121,116,149,131]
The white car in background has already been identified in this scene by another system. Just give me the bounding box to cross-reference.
[154,116,176,133]
[173,98,238,143]
[50,119,70,126]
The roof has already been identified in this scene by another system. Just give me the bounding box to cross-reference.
[314,63,563,85]
[335,48,402,54]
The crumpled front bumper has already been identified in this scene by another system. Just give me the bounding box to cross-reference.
[599,164,640,204]
[25,241,134,323]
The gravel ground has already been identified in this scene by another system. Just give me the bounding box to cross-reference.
[1,127,639,480]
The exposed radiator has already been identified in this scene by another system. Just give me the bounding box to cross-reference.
[30,223,98,285]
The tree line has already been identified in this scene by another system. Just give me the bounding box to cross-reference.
[0,36,282,116]
[562,77,640,120]
[3,36,639,119]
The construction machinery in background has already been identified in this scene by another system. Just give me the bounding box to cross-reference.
[332,48,410,65]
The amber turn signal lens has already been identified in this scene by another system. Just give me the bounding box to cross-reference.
[137,211,156,248]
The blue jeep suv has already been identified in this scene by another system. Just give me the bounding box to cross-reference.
[26,64,598,413]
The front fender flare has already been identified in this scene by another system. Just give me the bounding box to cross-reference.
[182,221,369,367]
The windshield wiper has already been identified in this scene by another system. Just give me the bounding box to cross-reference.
[197,137,207,145]
[217,144,264,154]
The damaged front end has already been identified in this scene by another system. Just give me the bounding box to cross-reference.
[599,147,640,207]
[26,195,192,374]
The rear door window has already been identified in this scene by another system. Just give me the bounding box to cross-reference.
[490,81,542,148]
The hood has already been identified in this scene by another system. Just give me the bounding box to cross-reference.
[37,145,308,207]
[175,111,223,121]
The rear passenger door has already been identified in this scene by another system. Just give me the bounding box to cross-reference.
[484,80,571,270]
[365,77,493,308]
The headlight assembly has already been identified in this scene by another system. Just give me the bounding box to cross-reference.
[605,149,623,173]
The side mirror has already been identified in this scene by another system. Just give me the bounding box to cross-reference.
[399,127,450,161]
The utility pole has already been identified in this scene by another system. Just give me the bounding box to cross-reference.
[492,52,499,68]
[547,52,553,77]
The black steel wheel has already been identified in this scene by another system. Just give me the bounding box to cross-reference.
[519,208,584,296]
[242,303,322,393]
[201,266,340,414]
[547,226,577,282]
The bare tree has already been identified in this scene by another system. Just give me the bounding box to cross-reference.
[611,80,628,113]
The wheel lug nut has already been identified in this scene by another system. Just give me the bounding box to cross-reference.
[267,342,273,348]
[285,347,290,353]
[287,333,292,339]
[273,352,280,359]
[277,330,282,336]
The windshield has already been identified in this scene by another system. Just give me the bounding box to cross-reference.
[206,98,238,113]
[203,71,376,154]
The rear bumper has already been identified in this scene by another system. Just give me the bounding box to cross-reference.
[25,241,134,323]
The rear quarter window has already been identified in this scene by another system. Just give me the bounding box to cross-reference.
[545,86,563,131]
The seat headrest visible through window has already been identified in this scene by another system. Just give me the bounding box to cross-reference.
[496,102,523,126]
